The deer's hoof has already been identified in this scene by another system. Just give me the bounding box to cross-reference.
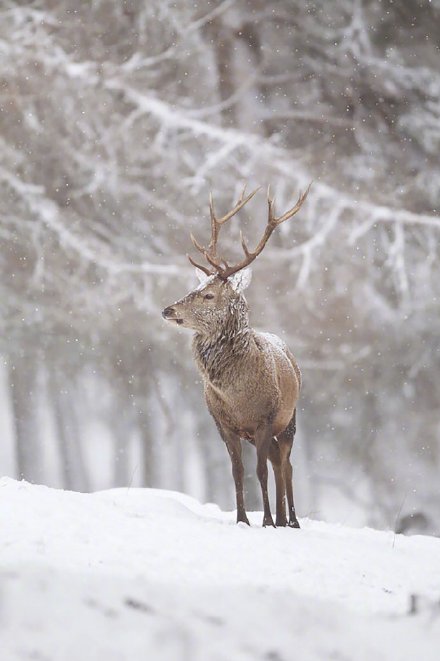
[237,514,250,526]
[262,516,276,528]
[288,518,300,529]
[276,518,287,527]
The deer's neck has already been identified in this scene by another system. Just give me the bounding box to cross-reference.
[193,308,252,385]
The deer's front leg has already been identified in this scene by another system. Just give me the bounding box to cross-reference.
[214,420,249,526]
[255,424,275,528]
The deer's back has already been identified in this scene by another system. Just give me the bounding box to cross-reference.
[203,330,301,439]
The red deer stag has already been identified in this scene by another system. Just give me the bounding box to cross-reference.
[162,184,310,527]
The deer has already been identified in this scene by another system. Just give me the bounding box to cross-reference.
[162,184,310,527]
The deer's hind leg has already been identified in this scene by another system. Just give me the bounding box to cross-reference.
[277,411,300,529]
[269,439,287,527]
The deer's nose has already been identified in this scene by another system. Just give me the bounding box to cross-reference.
[162,306,175,319]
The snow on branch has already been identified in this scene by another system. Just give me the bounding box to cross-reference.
[0,167,182,276]
[104,81,440,233]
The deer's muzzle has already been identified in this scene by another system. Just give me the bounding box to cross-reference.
[162,306,184,325]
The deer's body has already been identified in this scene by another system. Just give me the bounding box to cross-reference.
[195,328,301,441]
[163,184,310,527]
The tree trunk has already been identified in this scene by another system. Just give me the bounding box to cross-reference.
[205,8,267,134]
[113,406,132,487]
[195,417,231,508]
[49,369,90,492]
[9,350,45,483]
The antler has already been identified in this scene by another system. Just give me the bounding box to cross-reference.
[188,185,260,276]
[188,182,311,280]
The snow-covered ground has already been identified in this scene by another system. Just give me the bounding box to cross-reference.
[0,477,439,661]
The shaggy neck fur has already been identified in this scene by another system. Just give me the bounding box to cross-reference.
[193,296,251,385]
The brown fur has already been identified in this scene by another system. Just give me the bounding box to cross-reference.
[163,273,301,528]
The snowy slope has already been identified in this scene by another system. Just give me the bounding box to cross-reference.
[0,477,439,661]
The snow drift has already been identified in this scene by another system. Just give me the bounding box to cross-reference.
[0,477,439,660]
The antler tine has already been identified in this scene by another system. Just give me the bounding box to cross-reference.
[189,232,215,274]
[187,254,213,276]
[206,184,259,261]
[211,185,259,226]
[208,191,220,258]
[267,184,274,206]
[204,251,225,271]
[215,181,312,280]
[269,181,313,226]
[190,232,207,255]
[240,229,251,259]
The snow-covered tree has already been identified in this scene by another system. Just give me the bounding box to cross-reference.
[0,0,439,531]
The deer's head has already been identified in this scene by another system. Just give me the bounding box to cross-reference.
[162,268,252,333]
[162,184,311,334]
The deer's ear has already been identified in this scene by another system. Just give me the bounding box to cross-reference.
[195,268,209,284]
[228,268,252,293]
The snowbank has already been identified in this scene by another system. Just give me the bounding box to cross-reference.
[0,477,439,660]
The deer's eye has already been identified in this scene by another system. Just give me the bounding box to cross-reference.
[204,293,214,300]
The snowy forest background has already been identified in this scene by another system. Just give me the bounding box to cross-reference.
[1,0,439,535]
